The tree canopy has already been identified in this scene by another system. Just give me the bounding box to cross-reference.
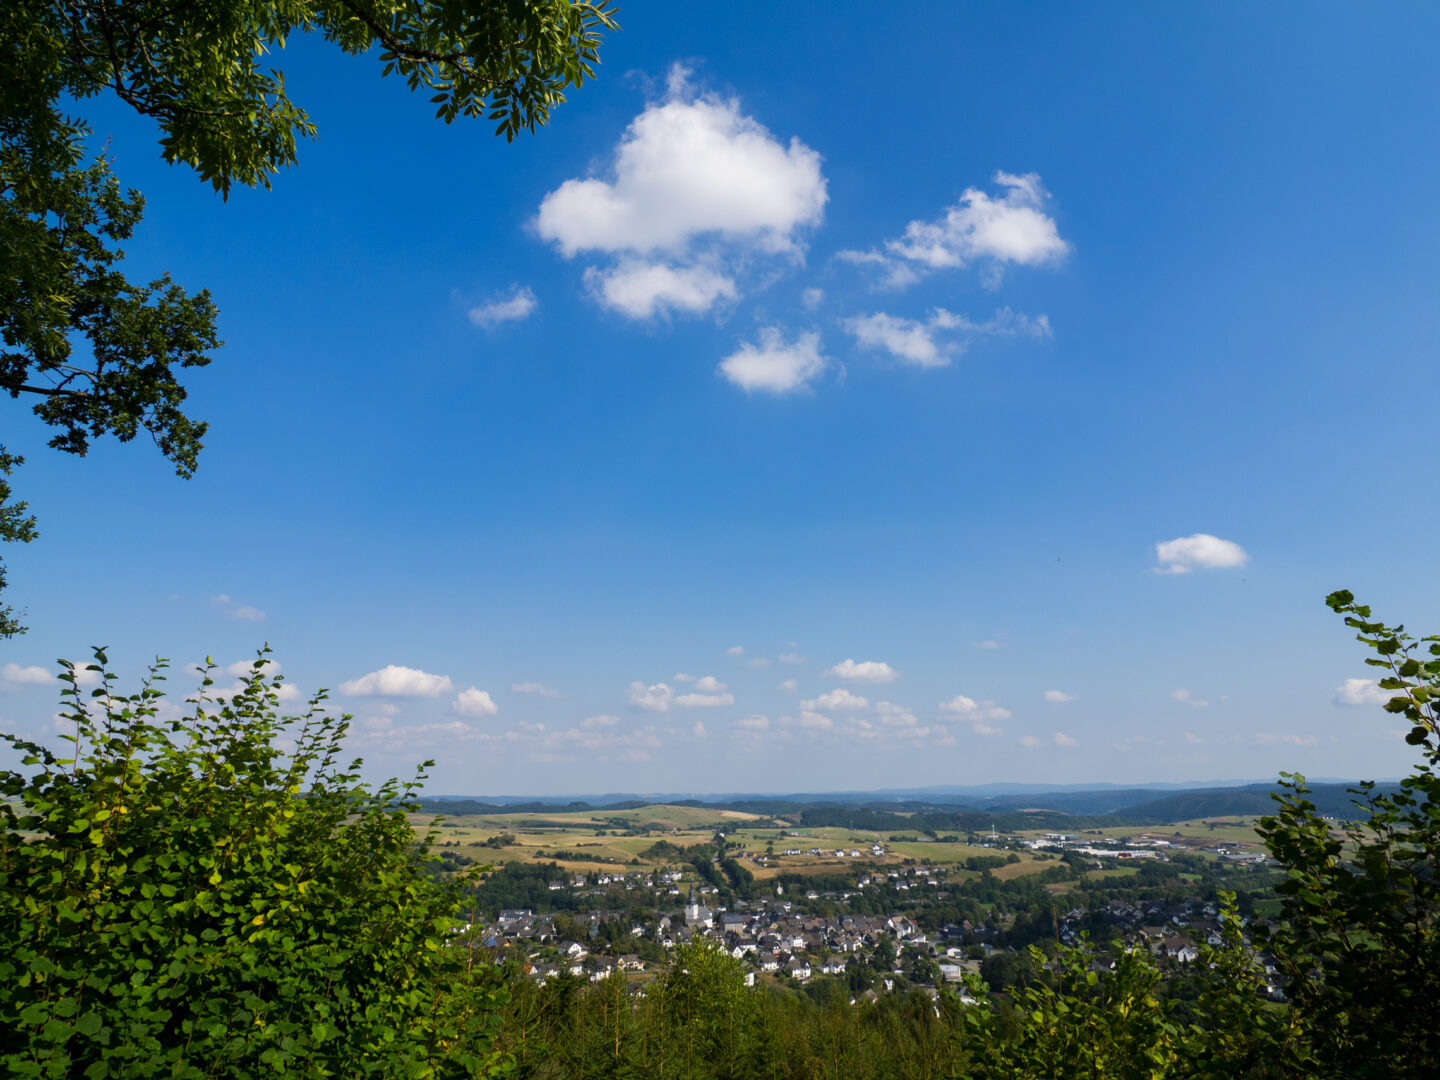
[0,0,618,634]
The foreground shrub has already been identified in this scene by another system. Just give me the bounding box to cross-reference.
[0,653,506,1079]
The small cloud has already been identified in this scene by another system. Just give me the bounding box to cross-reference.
[802,688,870,712]
[581,714,619,729]
[748,657,772,668]
[628,681,674,712]
[1170,688,1209,708]
[1043,690,1076,703]
[674,672,697,683]
[1334,677,1393,707]
[675,691,735,708]
[939,694,1012,722]
[974,639,1004,650]
[1154,533,1249,574]
[1018,734,1041,748]
[692,675,728,693]
[801,286,824,308]
[778,678,797,692]
[718,327,828,394]
[1184,731,1205,745]
[452,687,499,718]
[1,663,54,688]
[232,606,266,622]
[778,652,806,664]
[824,658,898,684]
[796,711,834,730]
[225,659,283,679]
[1053,731,1078,747]
[972,721,1003,736]
[692,721,708,739]
[586,261,736,319]
[725,646,745,657]
[1282,734,1318,747]
[209,594,231,606]
[511,681,561,698]
[468,285,538,328]
[340,665,454,698]
[735,714,770,730]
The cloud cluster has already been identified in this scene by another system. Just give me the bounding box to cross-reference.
[628,676,734,712]
[839,172,1068,289]
[536,64,826,320]
[1154,534,1249,574]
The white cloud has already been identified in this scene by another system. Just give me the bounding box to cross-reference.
[628,681,674,712]
[1018,734,1041,748]
[725,645,745,657]
[339,665,454,698]
[1154,534,1249,574]
[778,678,797,692]
[876,701,919,727]
[842,306,1050,369]
[584,260,737,318]
[796,711,834,730]
[232,605,266,622]
[452,687,499,718]
[718,327,827,394]
[748,657,772,668]
[674,672,696,683]
[971,721,1004,736]
[802,688,870,712]
[735,714,770,730]
[1184,731,1205,745]
[692,721,708,739]
[824,658,898,684]
[582,714,619,729]
[1,663,53,687]
[1053,732,1078,747]
[1334,677,1394,707]
[1282,734,1318,746]
[535,68,826,258]
[801,287,824,308]
[675,690,735,708]
[468,285,538,328]
[1044,690,1076,703]
[692,675,728,693]
[512,681,561,698]
[778,652,806,664]
[225,659,283,679]
[939,694,1012,722]
[1170,688,1210,708]
[974,639,1004,650]
[885,171,1068,283]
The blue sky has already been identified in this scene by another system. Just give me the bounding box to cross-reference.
[4,2,1439,794]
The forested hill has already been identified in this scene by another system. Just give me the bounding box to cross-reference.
[420,780,1397,826]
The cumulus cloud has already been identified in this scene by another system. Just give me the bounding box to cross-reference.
[1053,732,1078,747]
[1,663,53,688]
[735,714,770,730]
[582,714,619,729]
[1334,678,1394,707]
[718,327,827,394]
[1184,731,1206,745]
[535,64,825,318]
[1018,734,1041,748]
[802,287,825,308]
[512,681,560,698]
[725,645,745,657]
[974,639,1004,650]
[232,605,266,622]
[802,688,870,712]
[1154,533,1249,574]
[468,285,537,328]
[971,721,1004,736]
[939,694,1012,722]
[628,681,674,712]
[340,665,453,698]
[1170,688,1209,708]
[452,687,499,717]
[225,659,283,679]
[778,678,797,692]
[795,711,834,730]
[779,652,806,665]
[692,675,728,693]
[1044,690,1076,703]
[842,307,1050,368]
[584,261,736,319]
[824,659,898,684]
[841,172,1068,288]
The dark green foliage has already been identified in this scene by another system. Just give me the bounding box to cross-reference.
[0,652,508,1078]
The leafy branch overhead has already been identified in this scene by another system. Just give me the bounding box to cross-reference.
[0,0,617,634]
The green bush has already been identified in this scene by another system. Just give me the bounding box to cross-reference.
[0,653,507,1079]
